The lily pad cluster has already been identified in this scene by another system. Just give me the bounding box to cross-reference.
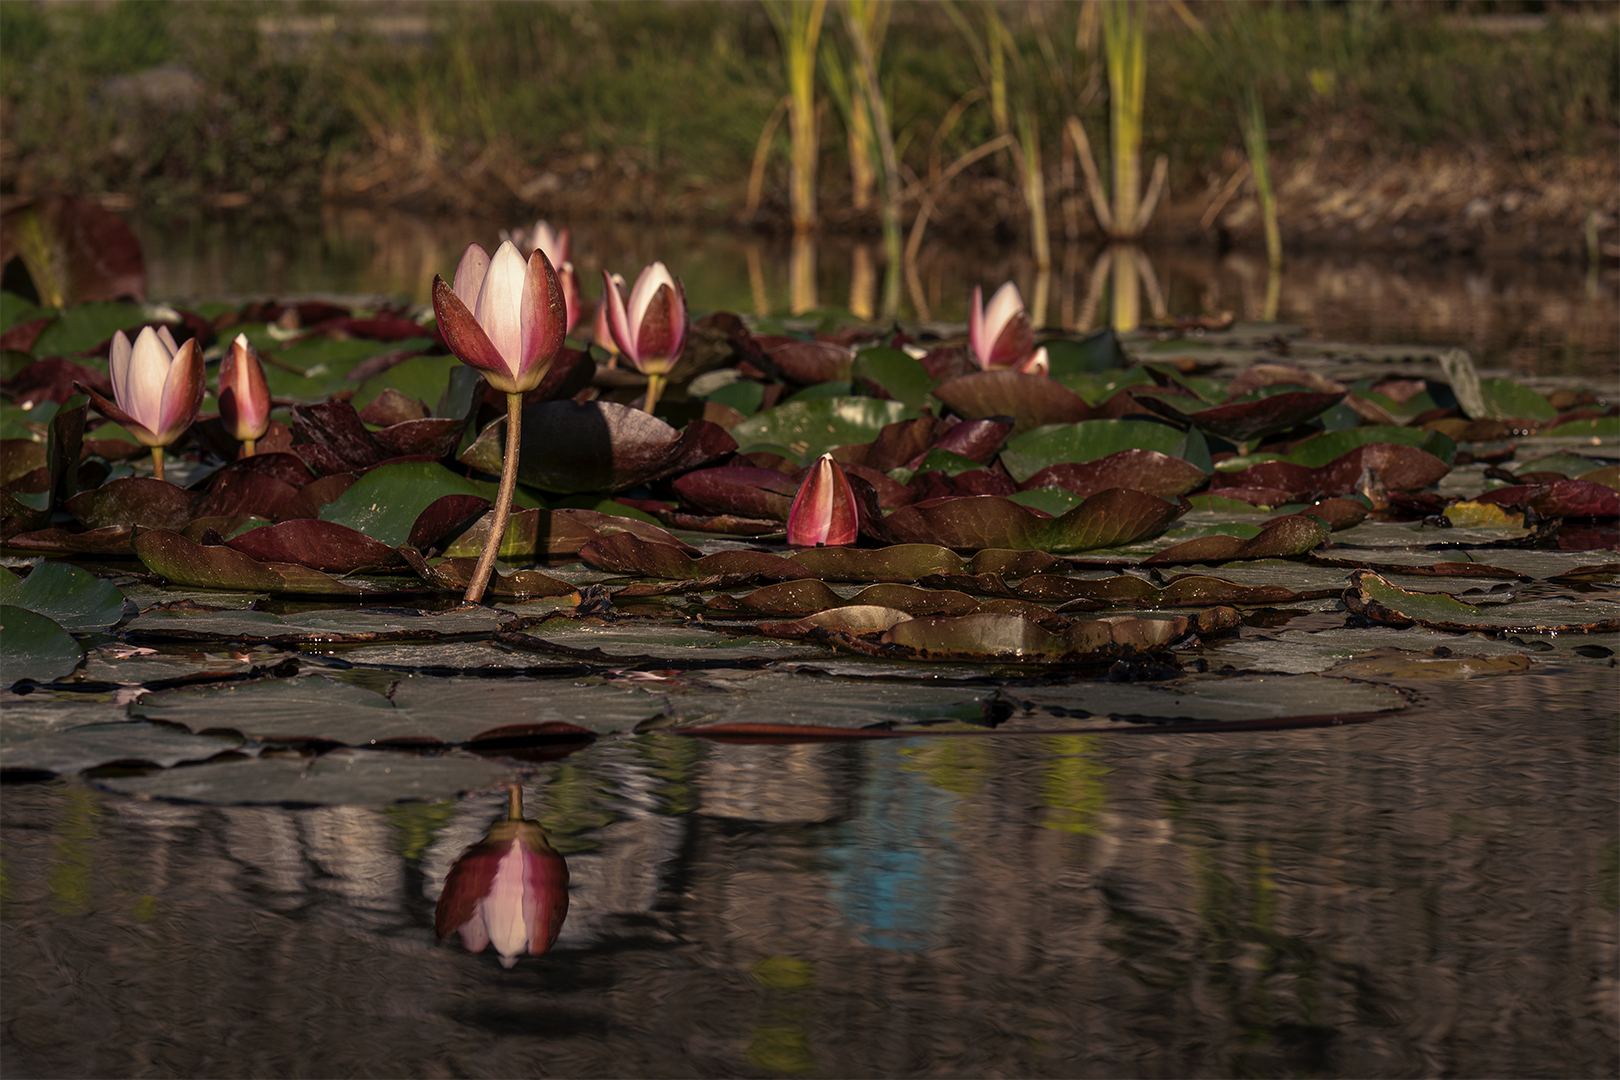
[2,287,1616,804]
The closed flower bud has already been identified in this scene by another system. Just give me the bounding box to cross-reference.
[218,333,271,445]
[787,453,859,547]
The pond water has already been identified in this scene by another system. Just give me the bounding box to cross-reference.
[2,664,1615,1078]
[3,208,1618,1079]
[135,208,1619,380]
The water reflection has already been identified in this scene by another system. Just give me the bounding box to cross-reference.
[130,207,1618,376]
[2,667,1615,1077]
[434,786,568,968]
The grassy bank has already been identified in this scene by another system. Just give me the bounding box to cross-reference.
[1,1,1616,257]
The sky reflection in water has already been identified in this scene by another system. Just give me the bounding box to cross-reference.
[2,664,1615,1078]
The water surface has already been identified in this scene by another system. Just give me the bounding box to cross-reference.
[3,665,1614,1078]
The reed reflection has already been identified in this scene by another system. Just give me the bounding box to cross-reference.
[434,784,569,968]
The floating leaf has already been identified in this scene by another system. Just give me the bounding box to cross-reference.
[852,347,934,409]
[673,466,798,520]
[879,489,1182,553]
[1213,442,1450,498]
[788,544,966,582]
[1132,389,1345,443]
[64,476,194,530]
[133,528,366,595]
[0,561,125,630]
[1001,420,1212,483]
[931,370,1092,434]
[1019,449,1208,499]
[1276,426,1456,468]
[1474,480,1619,518]
[95,747,519,806]
[730,397,920,461]
[1,722,242,777]
[881,611,1189,660]
[1144,514,1328,564]
[1345,570,1620,633]
[0,605,83,685]
[1323,648,1532,680]
[225,519,401,573]
[318,461,487,547]
[580,533,811,581]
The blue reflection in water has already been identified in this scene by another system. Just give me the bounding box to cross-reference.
[824,746,959,951]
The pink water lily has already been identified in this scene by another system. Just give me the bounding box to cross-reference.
[500,219,570,268]
[80,324,204,481]
[432,240,568,604]
[593,271,627,365]
[787,453,859,547]
[433,241,567,395]
[217,333,271,454]
[559,261,582,335]
[969,282,1040,372]
[435,793,569,969]
[603,262,687,413]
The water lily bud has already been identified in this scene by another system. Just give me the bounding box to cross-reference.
[218,333,271,444]
[501,219,570,269]
[559,261,582,336]
[435,817,569,969]
[969,281,1037,371]
[88,324,205,448]
[433,240,567,395]
[594,272,626,359]
[787,453,859,547]
[603,262,688,378]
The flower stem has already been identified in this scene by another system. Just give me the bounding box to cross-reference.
[507,784,523,820]
[464,391,524,604]
[151,447,165,482]
[643,373,666,416]
[243,437,257,458]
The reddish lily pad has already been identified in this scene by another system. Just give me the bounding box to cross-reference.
[444,506,696,560]
[1133,389,1345,444]
[881,611,1189,660]
[879,489,1182,553]
[580,533,811,581]
[64,477,194,530]
[408,493,494,552]
[289,400,392,475]
[372,416,465,459]
[1019,449,1208,499]
[763,339,856,385]
[1474,480,1619,518]
[402,553,579,599]
[1213,442,1451,498]
[133,528,366,595]
[226,519,401,573]
[931,370,1093,434]
[673,466,798,520]
[1144,514,1329,564]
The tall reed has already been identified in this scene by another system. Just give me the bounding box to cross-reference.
[763,0,829,233]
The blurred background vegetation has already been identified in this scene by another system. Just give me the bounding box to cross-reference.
[0,0,1615,245]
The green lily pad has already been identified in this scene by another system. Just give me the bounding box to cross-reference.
[852,347,935,410]
[1001,420,1213,483]
[879,489,1182,553]
[0,561,125,631]
[29,301,149,357]
[318,462,488,547]
[0,605,83,686]
[1345,570,1620,633]
[730,397,920,462]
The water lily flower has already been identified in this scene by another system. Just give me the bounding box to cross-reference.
[436,788,569,969]
[602,262,687,414]
[500,219,570,269]
[434,241,567,396]
[969,281,1042,373]
[559,261,582,336]
[432,240,567,603]
[217,333,271,456]
[80,324,204,481]
[593,271,627,367]
[787,453,859,547]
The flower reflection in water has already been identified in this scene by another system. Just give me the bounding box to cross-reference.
[434,786,569,968]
